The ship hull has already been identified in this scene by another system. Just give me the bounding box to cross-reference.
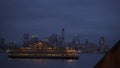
[8,55,79,59]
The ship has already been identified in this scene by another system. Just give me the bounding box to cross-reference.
[7,42,79,59]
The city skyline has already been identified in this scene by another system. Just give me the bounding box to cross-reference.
[0,27,119,46]
[0,28,112,47]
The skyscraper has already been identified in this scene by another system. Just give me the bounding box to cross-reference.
[72,34,80,45]
[31,36,39,43]
[48,33,58,47]
[72,34,80,50]
[0,37,5,49]
[23,33,29,47]
[99,36,105,52]
[0,37,4,46]
[61,28,65,47]
[61,28,65,42]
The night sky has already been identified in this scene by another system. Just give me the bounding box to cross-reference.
[0,0,120,45]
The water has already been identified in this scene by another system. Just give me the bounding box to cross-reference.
[0,52,104,68]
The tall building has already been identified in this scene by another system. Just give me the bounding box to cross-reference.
[23,33,29,47]
[99,36,105,52]
[61,28,65,47]
[8,40,16,48]
[48,33,58,47]
[31,36,39,44]
[72,34,80,45]
[0,37,4,46]
[61,28,65,42]
[72,34,80,50]
[58,36,62,47]
[0,37,5,49]
[85,39,89,45]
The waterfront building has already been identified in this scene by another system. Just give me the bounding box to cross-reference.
[60,28,65,47]
[72,34,80,45]
[69,34,80,50]
[23,33,29,47]
[0,37,4,45]
[31,36,39,44]
[99,36,105,52]
[0,37,4,46]
[61,28,65,44]
[0,37,5,50]
[8,40,16,49]
[79,42,98,53]
[48,33,58,47]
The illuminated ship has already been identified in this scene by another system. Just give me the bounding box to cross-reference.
[7,42,79,59]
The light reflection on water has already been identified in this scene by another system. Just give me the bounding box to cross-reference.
[65,59,77,63]
[8,58,78,65]
[1,53,104,68]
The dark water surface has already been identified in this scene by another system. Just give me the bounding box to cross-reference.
[0,52,103,68]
